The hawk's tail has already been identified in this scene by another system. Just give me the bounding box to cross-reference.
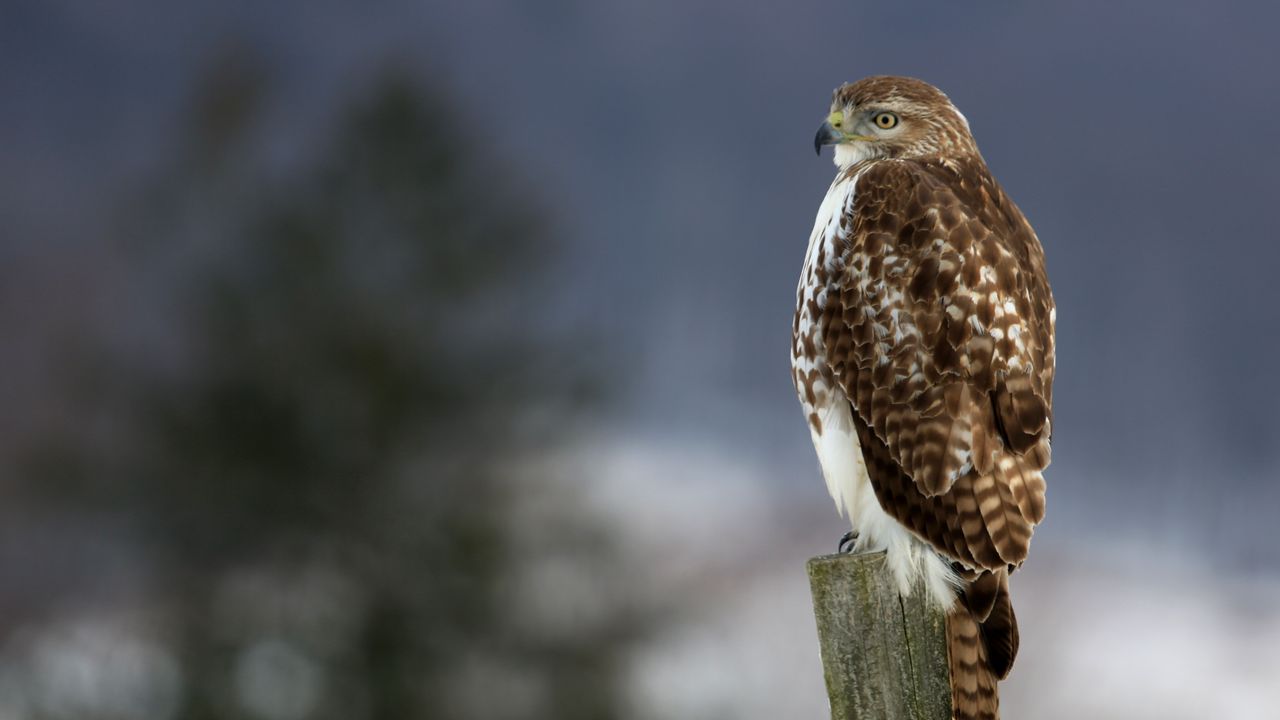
[947,570,1018,720]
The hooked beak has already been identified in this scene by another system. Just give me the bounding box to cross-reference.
[814,111,873,156]
[814,120,842,155]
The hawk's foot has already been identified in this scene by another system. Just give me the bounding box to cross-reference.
[837,530,859,554]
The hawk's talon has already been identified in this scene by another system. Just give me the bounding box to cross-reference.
[837,530,859,553]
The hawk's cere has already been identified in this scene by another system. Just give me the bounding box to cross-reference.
[792,76,1054,720]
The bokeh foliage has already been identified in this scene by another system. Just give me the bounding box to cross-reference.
[13,56,639,720]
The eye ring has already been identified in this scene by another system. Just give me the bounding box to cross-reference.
[873,112,899,129]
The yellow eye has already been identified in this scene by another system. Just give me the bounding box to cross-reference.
[873,112,899,129]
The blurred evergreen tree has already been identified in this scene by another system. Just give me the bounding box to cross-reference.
[17,53,640,720]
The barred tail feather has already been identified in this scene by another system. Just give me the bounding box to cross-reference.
[948,570,1019,720]
[947,603,1000,720]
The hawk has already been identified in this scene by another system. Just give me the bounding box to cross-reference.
[793,76,1054,720]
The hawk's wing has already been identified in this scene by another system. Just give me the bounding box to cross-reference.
[825,158,1055,570]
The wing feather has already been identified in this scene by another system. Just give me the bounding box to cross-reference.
[828,157,1054,571]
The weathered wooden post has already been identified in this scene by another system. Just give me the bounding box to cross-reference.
[807,551,951,720]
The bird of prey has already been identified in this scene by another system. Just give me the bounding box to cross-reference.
[793,76,1054,720]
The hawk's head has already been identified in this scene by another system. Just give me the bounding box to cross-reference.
[815,76,978,167]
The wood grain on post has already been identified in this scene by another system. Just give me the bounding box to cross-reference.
[806,551,951,720]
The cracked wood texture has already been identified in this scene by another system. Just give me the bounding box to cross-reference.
[807,551,950,720]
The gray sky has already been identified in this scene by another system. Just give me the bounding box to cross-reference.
[5,0,1280,570]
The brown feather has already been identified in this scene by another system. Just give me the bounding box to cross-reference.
[979,571,1019,680]
[948,602,1000,720]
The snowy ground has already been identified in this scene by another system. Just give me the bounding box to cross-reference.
[559,432,1280,720]
[2,431,1276,719]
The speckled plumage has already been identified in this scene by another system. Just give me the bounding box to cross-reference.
[792,76,1055,720]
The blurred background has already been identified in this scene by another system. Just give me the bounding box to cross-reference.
[3,1,1279,718]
